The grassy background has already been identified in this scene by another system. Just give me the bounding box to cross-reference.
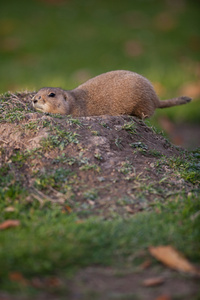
[0,0,200,123]
[0,194,200,292]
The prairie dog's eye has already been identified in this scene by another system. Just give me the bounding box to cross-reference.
[48,92,56,97]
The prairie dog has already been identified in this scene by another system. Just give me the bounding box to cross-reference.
[32,70,191,119]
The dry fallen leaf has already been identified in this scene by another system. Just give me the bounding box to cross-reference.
[125,205,135,214]
[9,272,28,285]
[142,276,165,287]
[149,245,200,275]
[61,205,72,213]
[0,219,20,230]
[139,259,152,270]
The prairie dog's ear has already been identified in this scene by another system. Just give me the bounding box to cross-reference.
[64,93,68,101]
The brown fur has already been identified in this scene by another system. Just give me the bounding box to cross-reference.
[32,70,191,119]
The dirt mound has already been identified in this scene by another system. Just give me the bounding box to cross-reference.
[0,92,193,218]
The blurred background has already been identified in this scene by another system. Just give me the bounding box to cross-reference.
[0,0,200,149]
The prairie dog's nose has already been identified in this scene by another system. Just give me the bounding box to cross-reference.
[33,99,38,104]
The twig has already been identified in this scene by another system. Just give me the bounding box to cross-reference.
[31,187,54,202]
[31,187,66,204]
[30,193,45,206]
[0,138,9,144]
[49,186,73,204]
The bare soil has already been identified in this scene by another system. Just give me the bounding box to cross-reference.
[69,266,200,300]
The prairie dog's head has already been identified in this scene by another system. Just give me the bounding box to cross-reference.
[32,87,69,114]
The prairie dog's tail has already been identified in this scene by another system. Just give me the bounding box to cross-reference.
[158,96,192,109]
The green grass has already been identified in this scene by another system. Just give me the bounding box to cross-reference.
[122,121,138,135]
[0,193,199,291]
[167,148,200,185]
[34,168,74,190]
[0,0,200,123]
